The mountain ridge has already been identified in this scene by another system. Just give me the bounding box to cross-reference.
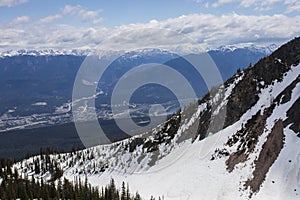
[0,44,278,58]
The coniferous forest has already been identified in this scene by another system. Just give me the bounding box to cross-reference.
[0,157,160,200]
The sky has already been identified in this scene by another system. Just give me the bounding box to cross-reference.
[0,0,300,51]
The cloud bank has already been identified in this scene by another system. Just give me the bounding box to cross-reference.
[1,13,299,52]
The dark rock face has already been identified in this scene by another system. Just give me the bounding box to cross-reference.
[226,112,267,172]
[224,69,260,127]
[128,137,145,153]
[245,120,284,196]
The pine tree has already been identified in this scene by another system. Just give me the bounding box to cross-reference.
[126,183,130,200]
[121,181,126,200]
[34,158,40,174]
[150,196,155,200]
[134,192,142,200]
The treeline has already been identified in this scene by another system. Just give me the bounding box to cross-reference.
[0,158,160,200]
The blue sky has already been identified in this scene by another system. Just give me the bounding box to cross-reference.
[0,0,299,51]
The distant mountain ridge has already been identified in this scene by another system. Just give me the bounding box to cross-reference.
[0,44,278,57]
[214,43,278,54]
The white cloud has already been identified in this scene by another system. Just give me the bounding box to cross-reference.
[212,0,236,7]
[38,14,62,23]
[0,0,28,7]
[220,0,235,3]
[1,13,300,51]
[62,4,101,21]
[93,18,104,25]
[240,0,282,10]
[78,9,100,20]
[208,0,283,9]
[10,16,29,26]
[62,4,81,15]
[284,0,300,13]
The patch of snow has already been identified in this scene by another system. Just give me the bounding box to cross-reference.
[32,102,47,106]
[8,109,15,113]
[212,72,244,116]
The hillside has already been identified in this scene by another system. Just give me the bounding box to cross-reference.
[8,37,300,199]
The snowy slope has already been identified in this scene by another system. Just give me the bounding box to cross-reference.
[70,63,300,200]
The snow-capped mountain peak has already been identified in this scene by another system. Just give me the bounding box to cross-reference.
[0,49,94,57]
[214,43,278,54]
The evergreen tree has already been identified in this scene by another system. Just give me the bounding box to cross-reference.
[121,181,126,200]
